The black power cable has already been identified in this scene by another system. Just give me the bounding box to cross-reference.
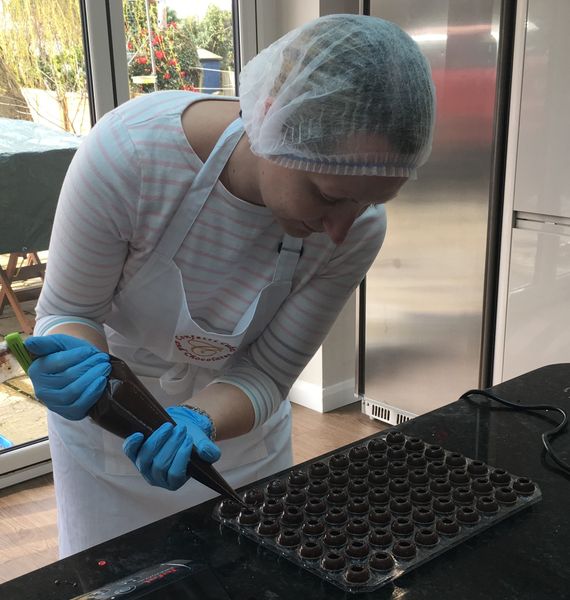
[460,388,570,475]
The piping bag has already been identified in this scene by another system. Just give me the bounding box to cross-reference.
[2,333,245,507]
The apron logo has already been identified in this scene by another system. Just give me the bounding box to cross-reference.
[175,335,237,362]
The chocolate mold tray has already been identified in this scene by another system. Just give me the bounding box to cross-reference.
[213,432,541,593]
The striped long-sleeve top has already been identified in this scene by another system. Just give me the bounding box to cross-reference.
[35,91,387,428]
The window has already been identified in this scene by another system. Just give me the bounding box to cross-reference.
[123,0,236,98]
[0,0,91,487]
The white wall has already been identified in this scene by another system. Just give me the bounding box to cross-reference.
[250,0,361,53]
[289,296,358,413]
[319,0,361,17]
[256,0,319,50]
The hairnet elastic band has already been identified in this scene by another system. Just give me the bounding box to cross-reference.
[265,154,418,178]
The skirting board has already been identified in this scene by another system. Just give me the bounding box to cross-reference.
[289,378,357,413]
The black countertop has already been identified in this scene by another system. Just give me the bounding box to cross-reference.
[3,364,570,599]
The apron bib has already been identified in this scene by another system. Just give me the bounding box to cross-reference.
[105,118,302,370]
[50,110,302,557]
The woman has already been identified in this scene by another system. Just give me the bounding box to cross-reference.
[25,14,435,557]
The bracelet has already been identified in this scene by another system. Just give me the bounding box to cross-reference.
[178,404,217,441]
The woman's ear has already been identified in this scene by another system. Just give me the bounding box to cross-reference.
[263,97,274,115]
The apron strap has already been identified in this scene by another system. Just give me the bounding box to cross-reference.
[273,235,303,283]
[154,118,245,260]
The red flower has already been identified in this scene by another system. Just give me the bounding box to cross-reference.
[163,72,171,80]
[155,50,165,60]
[152,35,162,45]
[180,70,186,77]
[168,58,177,66]
[127,41,133,50]
[136,56,147,64]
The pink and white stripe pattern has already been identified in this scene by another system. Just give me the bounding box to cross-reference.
[36,91,387,427]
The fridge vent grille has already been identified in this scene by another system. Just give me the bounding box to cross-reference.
[361,398,416,426]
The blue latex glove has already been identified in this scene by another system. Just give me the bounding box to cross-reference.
[123,406,221,491]
[25,334,111,421]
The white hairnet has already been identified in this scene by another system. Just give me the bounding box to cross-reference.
[239,14,435,178]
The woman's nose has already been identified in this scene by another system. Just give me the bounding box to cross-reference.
[322,204,361,245]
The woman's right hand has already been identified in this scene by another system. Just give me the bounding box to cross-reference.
[25,334,111,420]
[123,406,221,490]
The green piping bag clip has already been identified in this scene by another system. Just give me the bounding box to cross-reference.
[5,332,33,374]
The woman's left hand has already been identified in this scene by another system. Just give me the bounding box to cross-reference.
[123,406,221,490]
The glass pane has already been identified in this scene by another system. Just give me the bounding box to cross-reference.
[0,0,90,135]
[123,0,236,98]
[0,0,90,453]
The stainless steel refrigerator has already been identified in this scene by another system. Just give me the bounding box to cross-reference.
[360,0,512,423]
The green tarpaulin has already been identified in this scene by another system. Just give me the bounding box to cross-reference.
[0,118,81,254]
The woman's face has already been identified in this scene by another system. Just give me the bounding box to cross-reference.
[257,159,407,245]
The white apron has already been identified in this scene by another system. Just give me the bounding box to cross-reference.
[48,114,303,558]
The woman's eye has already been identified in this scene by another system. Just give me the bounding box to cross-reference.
[321,194,350,204]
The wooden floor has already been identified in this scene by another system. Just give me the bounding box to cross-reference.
[0,401,386,584]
